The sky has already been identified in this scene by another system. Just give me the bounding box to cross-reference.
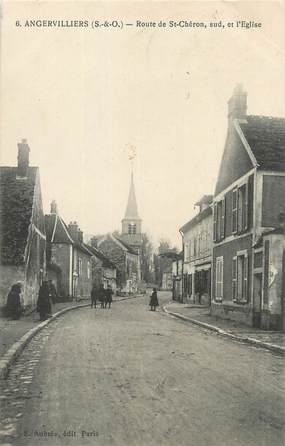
[1,0,285,248]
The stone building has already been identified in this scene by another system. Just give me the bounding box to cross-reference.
[86,244,117,291]
[212,84,285,330]
[96,234,140,293]
[0,140,46,311]
[45,204,93,300]
[180,195,213,304]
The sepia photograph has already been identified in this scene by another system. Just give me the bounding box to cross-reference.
[0,1,285,445]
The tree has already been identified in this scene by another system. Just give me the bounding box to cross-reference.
[140,233,154,284]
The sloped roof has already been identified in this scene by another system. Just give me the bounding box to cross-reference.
[239,116,285,171]
[114,236,137,255]
[84,244,116,269]
[0,166,38,265]
[194,195,213,206]
[45,214,73,244]
[180,206,212,234]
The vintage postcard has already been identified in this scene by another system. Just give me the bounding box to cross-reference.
[0,1,285,445]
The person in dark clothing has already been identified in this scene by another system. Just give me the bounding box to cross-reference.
[6,283,22,319]
[91,285,98,309]
[37,281,52,321]
[48,280,57,303]
[98,284,106,309]
[149,288,159,311]
[104,285,113,309]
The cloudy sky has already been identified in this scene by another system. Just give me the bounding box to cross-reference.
[1,1,285,247]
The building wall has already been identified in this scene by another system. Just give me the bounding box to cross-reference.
[262,175,285,228]
[184,212,213,264]
[99,238,126,286]
[215,125,254,195]
[73,249,92,300]
[50,243,71,298]
[0,266,25,308]
[212,234,253,325]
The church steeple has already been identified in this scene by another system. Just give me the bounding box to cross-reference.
[121,171,142,249]
[124,172,139,219]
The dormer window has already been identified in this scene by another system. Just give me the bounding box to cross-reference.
[128,222,137,234]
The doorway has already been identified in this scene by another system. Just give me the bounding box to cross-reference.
[253,273,262,328]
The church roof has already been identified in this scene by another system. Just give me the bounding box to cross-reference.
[124,172,140,219]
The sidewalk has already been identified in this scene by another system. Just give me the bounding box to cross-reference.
[0,301,80,358]
[164,301,285,353]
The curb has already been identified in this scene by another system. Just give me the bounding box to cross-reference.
[163,305,285,355]
[0,294,144,380]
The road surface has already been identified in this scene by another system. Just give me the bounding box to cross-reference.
[1,293,285,446]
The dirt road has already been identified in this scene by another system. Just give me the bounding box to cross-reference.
[2,293,284,446]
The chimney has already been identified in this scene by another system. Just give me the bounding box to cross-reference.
[50,200,58,214]
[68,221,79,241]
[228,84,247,122]
[78,230,83,243]
[17,139,30,178]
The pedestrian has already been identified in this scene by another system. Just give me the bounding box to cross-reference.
[48,279,57,303]
[6,283,22,319]
[149,287,159,311]
[105,284,113,309]
[90,284,98,309]
[98,284,106,309]
[37,281,53,321]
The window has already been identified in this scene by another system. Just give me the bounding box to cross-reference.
[213,198,226,242]
[232,188,238,233]
[237,182,248,233]
[78,258,82,276]
[128,223,137,234]
[87,261,90,279]
[232,252,248,302]
[215,257,224,301]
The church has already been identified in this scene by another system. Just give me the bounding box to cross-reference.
[95,172,142,293]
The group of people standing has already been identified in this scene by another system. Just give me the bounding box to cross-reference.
[6,280,56,321]
[91,284,114,309]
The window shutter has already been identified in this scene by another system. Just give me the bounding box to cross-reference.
[220,258,223,299]
[244,181,249,230]
[243,254,248,301]
[213,203,217,242]
[221,197,226,239]
[232,256,237,301]
[232,189,237,233]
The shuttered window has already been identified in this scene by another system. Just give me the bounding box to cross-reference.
[232,188,238,233]
[213,202,217,242]
[215,257,223,301]
[235,252,249,303]
[232,256,237,300]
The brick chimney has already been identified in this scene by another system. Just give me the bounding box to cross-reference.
[50,200,58,214]
[17,139,30,178]
[228,84,247,122]
[68,222,79,241]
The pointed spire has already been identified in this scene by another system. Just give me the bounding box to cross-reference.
[124,172,139,218]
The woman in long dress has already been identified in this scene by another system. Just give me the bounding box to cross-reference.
[149,288,159,311]
[37,281,52,321]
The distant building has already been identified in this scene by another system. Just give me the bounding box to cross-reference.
[0,140,46,311]
[161,264,173,290]
[180,195,213,304]
[86,244,117,291]
[96,234,140,293]
[45,204,93,300]
[212,84,285,330]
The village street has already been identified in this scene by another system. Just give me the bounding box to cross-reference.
[1,292,285,446]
